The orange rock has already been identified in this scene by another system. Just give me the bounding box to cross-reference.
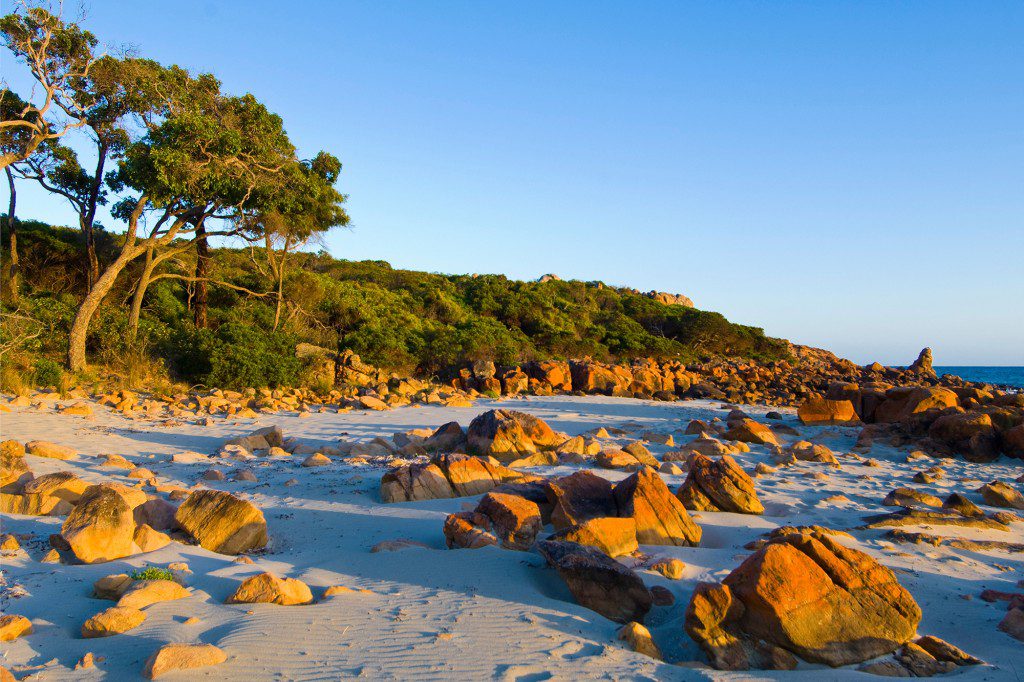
[797,398,859,426]
[549,517,638,557]
[614,468,701,547]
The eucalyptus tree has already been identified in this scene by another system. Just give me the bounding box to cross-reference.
[0,2,101,169]
[67,87,300,370]
[253,151,350,330]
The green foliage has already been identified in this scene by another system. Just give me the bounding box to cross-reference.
[129,566,176,582]
[32,357,63,387]
[5,221,790,384]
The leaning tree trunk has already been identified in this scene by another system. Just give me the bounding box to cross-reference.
[67,246,140,371]
[81,146,107,291]
[193,221,209,328]
[4,168,18,303]
[128,248,158,340]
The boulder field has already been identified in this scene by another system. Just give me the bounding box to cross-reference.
[3,373,1014,678]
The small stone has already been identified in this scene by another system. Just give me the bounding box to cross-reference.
[618,621,662,660]
[650,558,686,580]
[302,453,331,467]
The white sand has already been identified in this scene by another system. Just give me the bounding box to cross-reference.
[1,395,1022,680]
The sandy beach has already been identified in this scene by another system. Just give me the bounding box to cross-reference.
[1,395,1022,680]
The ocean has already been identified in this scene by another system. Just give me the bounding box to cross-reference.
[935,366,1024,389]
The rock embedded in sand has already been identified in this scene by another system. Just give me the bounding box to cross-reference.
[422,421,467,452]
[380,454,524,502]
[882,488,943,510]
[174,489,268,555]
[536,540,652,624]
[443,512,498,549]
[133,524,172,553]
[474,492,542,551]
[466,409,562,462]
[787,441,840,467]
[223,425,284,454]
[650,557,685,580]
[942,492,984,518]
[94,574,135,600]
[143,643,227,679]
[25,440,77,460]
[117,579,190,609]
[227,572,313,605]
[301,453,331,467]
[978,481,1024,510]
[548,471,618,530]
[548,517,638,557]
[618,621,662,660]
[61,485,136,564]
[685,531,921,669]
[0,440,29,488]
[0,615,32,641]
[81,606,146,638]
[676,454,763,514]
[614,468,701,547]
[722,418,779,446]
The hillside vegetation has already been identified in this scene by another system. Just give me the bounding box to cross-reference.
[1,220,789,389]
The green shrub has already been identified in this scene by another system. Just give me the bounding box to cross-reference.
[129,566,176,581]
[33,358,64,387]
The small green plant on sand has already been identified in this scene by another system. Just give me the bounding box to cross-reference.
[129,566,176,582]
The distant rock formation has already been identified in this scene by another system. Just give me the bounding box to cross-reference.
[646,291,694,307]
[908,347,936,377]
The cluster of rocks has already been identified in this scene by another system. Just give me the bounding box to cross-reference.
[0,438,267,564]
[441,347,1008,409]
[796,373,1024,463]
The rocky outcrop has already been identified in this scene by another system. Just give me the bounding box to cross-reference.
[174,490,268,555]
[685,531,921,669]
[536,540,652,624]
[380,454,526,502]
[466,410,562,462]
[676,455,763,514]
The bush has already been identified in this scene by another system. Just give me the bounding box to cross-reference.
[33,358,64,388]
[205,323,303,389]
[129,566,176,581]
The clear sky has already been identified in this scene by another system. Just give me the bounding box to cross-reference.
[7,1,1023,365]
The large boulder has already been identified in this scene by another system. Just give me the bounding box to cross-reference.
[81,606,146,638]
[422,422,467,452]
[907,347,936,377]
[466,410,562,462]
[685,531,921,669]
[380,454,523,502]
[797,398,858,426]
[723,419,779,446]
[548,517,638,557]
[614,468,701,546]
[548,471,618,530]
[174,490,268,555]
[978,481,1024,510]
[61,485,137,564]
[474,492,542,550]
[536,540,652,624]
[224,425,284,453]
[0,440,29,489]
[677,455,763,514]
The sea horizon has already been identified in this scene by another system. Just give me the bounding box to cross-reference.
[935,366,1024,389]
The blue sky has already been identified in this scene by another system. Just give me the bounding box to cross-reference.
[7,1,1023,365]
